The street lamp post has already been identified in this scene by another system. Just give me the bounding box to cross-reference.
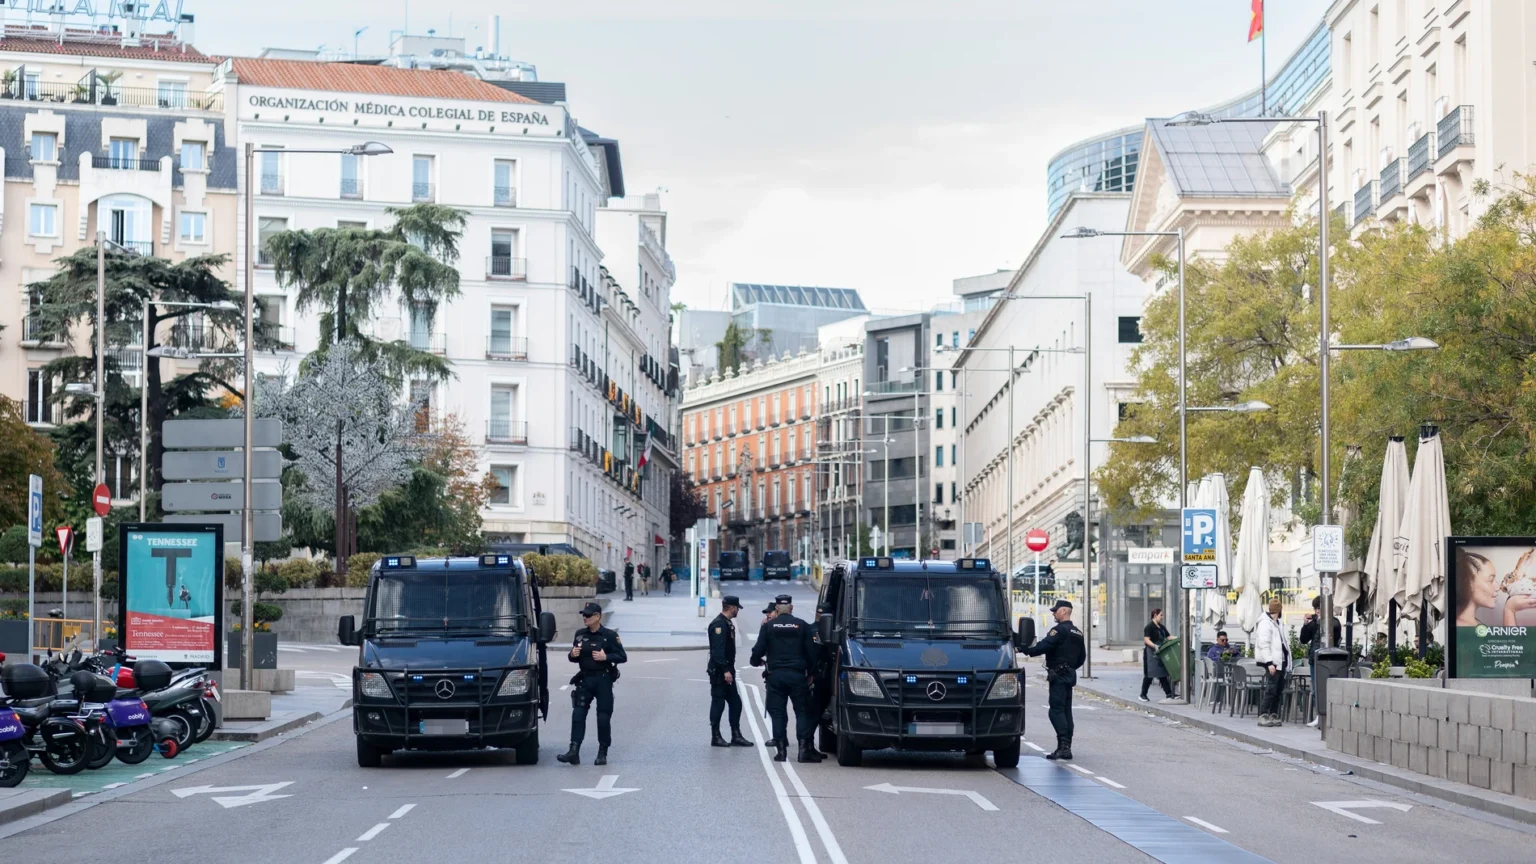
[241,140,390,691]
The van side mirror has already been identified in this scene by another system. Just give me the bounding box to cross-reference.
[1015,616,1036,651]
[337,615,357,647]
[537,611,557,645]
[818,613,834,645]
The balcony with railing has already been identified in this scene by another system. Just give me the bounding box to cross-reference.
[867,379,921,396]
[21,315,64,346]
[1378,158,1405,203]
[1333,200,1350,225]
[1436,105,1475,164]
[1353,181,1376,226]
[260,173,284,195]
[487,418,529,445]
[487,334,529,361]
[113,239,153,257]
[412,181,435,202]
[409,331,447,355]
[264,324,297,352]
[340,178,363,199]
[4,78,222,112]
[22,399,59,426]
[1406,131,1435,187]
[92,154,161,172]
[494,186,517,208]
[488,256,528,281]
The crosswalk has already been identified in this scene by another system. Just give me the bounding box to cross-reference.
[296,670,352,691]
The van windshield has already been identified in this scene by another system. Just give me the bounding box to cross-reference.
[852,576,1006,638]
[720,553,745,567]
[764,552,790,567]
[366,568,524,636]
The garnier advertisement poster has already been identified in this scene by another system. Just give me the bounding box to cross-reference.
[1449,537,1536,678]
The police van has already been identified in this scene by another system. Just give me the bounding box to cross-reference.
[813,557,1033,767]
[337,554,557,768]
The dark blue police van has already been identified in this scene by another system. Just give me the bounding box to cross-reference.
[813,557,1033,768]
[337,554,556,767]
[718,550,748,581]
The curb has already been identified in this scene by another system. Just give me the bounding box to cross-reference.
[1073,677,1536,827]
[622,644,708,652]
[0,789,71,827]
[211,709,323,742]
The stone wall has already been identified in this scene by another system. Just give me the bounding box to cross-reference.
[263,587,600,646]
[1327,677,1536,799]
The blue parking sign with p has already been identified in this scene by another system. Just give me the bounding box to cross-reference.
[1182,507,1217,562]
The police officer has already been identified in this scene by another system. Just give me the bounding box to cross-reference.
[750,594,823,764]
[558,601,628,766]
[1022,599,1086,760]
[707,596,753,748]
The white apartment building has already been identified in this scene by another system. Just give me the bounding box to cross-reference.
[219,56,666,567]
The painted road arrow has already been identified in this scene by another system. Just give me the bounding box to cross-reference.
[1311,800,1412,824]
[564,774,639,800]
[865,782,998,811]
[173,781,294,808]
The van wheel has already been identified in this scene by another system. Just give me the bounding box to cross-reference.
[818,724,837,755]
[356,737,384,768]
[992,739,1021,769]
[836,734,862,767]
[515,731,539,765]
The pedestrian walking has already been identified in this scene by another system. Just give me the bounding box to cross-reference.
[623,560,635,601]
[557,602,628,766]
[1139,608,1175,702]
[662,565,675,595]
[1254,597,1290,727]
[1299,595,1340,727]
[707,595,753,748]
[1022,599,1085,760]
[750,594,823,763]
[639,563,651,596]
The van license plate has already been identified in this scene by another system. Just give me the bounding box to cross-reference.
[909,722,964,736]
[420,719,469,736]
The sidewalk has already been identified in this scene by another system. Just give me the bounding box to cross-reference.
[212,684,351,742]
[600,590,719,650]
[1072,667,1536,826]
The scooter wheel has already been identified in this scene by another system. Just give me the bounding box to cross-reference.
[0,742,29,788]
[158,738,179,759]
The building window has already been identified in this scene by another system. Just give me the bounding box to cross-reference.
[412,155,434,202]
[934,407,944,430]
[180,140,205,171]
[935,331,943,348]
[23,71,38,99]
[178,211,206,244]
[256,216,287,266]
[934,483,943,505]
[25,368,55,425]
[490,229,522,278]
[340,152,361,198]
[1118,316,1143,344]
[950,444,955,464]
[951,331,959,348]
[950,482,956,502]
[157,79,187,108]
[109,137,138,169]
[28,203,57,237]
[409,380,435,432]
[259,147,283,194]
[30,132,56,162]
[967,328,975,343]
[935,371,943,392]
[490,306,516,356]
[1117,402,1139,421]
[951,406,957,426]
[409,304,434,351]
[489,465,518,505]
[494,159,517,207]
[935,447,944,468]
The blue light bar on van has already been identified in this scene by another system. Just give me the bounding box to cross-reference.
[957,558,991,571]
[479,554,512,567]
[382,556,416,569]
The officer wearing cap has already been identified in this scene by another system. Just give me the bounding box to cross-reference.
[1022,599,1086,760]
[707,596,752,748]
[750,594,822,763]
[557,601,627,766]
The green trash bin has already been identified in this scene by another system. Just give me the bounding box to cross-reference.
[1156,637,1183,686]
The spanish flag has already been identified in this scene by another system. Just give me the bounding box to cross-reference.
[1248,0,1264,42]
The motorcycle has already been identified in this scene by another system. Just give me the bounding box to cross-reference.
[95,648,214,750]
[64,670,178,768]
[0,702,27,787]
[0,663,90,775]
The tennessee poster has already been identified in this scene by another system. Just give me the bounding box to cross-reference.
[119,523,223,666]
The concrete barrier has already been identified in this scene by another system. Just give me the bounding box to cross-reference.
[223,688,272,720]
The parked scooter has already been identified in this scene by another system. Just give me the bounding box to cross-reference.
[0,662,91,776]
[93,648,216,750]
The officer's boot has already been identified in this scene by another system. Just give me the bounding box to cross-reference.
[594,745,609,766]
[798,739,824,763]
[1056,737,1073,761]
[772,739,788,762]
[711,730,730,747]
[1045,737,1065,760]
[556,743,581,765]
[729,728,753,747]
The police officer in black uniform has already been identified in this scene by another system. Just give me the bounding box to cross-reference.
[558,601,628,766]
[1022,599,1086,760]
[750,594,823,764]
[707,595,753,748]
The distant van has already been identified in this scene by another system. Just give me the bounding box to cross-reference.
[718,550,748,580]
[763,550,792,580]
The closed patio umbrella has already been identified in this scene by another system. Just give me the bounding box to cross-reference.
[1202,473,1232,629]
[1233,467,1270,635]
[1366,438,1411,628]
[1393,427,1452,646]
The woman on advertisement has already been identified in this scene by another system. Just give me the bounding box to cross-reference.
[1455,548,1536,627]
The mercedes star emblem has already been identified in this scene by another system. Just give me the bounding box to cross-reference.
[434,679,457,700]
[925,680,947,701]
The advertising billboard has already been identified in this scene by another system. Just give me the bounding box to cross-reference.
[119,523,223,666]
[1447,537,1536,678]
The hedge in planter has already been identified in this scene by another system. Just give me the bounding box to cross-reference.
[520,553,597,588]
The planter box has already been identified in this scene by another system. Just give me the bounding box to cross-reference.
[227,631,278,670]
[0,619,29,658]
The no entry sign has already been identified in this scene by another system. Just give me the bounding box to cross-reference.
[1025,529,1049,553]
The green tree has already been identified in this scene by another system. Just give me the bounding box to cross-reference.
[264,204,466,382]
[357,414,489,555]
[0,396,65,528]
[669,471,708,540]
[715,321,772,374]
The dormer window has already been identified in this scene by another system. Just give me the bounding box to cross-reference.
[29,132,56,162]
[180,140,205,171]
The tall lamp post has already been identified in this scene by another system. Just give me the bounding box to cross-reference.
[241,140,390,690]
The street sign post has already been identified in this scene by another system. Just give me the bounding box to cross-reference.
[1180,563,1219,589]
[1025,528,1050,626]
[161,480,283,513]
[1181,508,1217,562]
[162,450,283,481]
[162,418,282,449]
[56,526,73,620]
[163,512,282,544]
[86,515,103,647]
[1312,524,1345,576]
[92,483,111,517]
[27,474,41,653]
[85,517,103,552]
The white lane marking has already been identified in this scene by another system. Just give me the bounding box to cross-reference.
[356,823,390,842]
[737,681,816,864]
[446,768,470,779]
[558,684,571,691]
[320,849,358,864]
[686,678,711,682]
[747,682,851,864]
[644,658,678,663]
[564,774,640,799]
[1095,777,1127,789]
[1184,816,1228,834]
[102,782,127,789]
[1312,800,1412,825]
[172,782,294,808]
[72,791,93,798]
[1024,741,1048,753]
[388,804,416,820]
[865,782,999,812]
[135,772,155,779]
[1065,764,1095,776]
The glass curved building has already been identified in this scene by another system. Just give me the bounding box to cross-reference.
[1045,22,1331,221]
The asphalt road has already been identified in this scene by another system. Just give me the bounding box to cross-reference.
[4,579,1531,863]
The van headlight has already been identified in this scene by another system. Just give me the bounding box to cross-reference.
[986,673,1020,701]
[358,672,393,699]
[846,670,884,699]
[497,669,532,697]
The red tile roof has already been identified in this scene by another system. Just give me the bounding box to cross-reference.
[231,58,536,103]
[0,31,214,64]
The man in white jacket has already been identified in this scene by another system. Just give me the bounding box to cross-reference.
[1254,598,1290,727]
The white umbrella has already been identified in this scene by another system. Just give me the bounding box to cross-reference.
[1365,438,1411,627]
[1394,429,1452,645]
[1233,467,1270,634]
[1202,473,1232,628]
[1334,447,1367,610]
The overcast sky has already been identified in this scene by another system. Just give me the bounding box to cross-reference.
[195,0,1331,313]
